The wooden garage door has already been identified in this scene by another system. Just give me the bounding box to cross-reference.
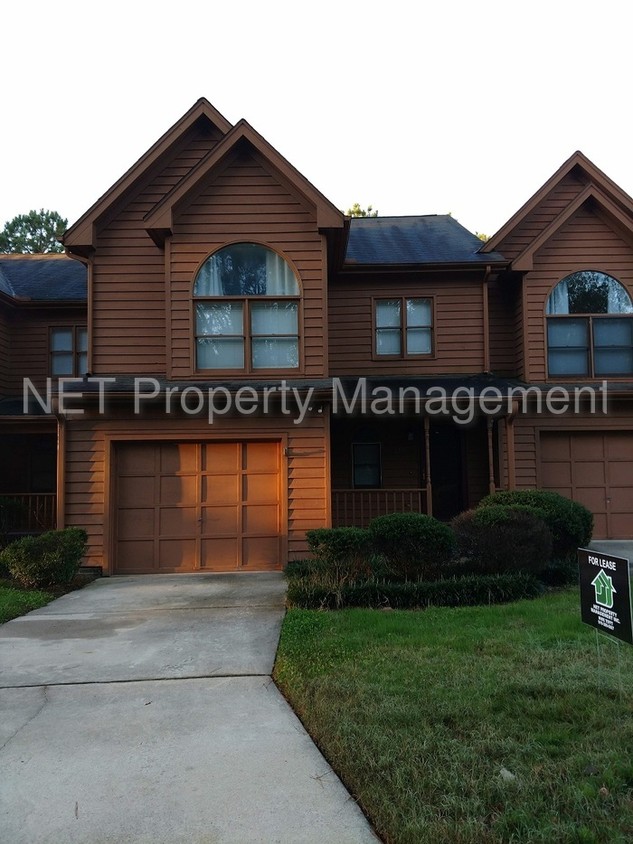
[540,431,633,539]
[114,441,281,573]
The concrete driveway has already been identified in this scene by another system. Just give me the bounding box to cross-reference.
[0,574,378,844]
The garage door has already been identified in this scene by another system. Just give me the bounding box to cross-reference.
[114,441,281,573]
[540,431,633,539]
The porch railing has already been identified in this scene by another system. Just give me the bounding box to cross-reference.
[0,494,57,534]
[332,489,427,528]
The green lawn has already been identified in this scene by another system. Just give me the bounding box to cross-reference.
[0,583,54,623]
[274,589,633,844]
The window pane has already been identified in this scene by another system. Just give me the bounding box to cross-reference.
[196,302,243,336]
[406,327,432,355]
[376,328,401,355]
[547,318,588,347]
[252,338,299,369]
[197,338,244,369]
[193,244,299,296]
[593,318,633,347]
[51,328,73,351]
[547,271,633,315]
[251,301,298,335]
[78,353,88,376]
[594,349,633,376]
[548,349,589,376]
[376,300,401,328]
[51,353,73,375]
[407,298,432,327]
[353,443,381,489]
[77,328,88,353]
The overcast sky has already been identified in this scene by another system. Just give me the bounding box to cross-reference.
[1,0,631,239]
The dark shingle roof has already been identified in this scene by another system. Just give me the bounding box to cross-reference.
[0,255,86,301]
[345,215,506,266]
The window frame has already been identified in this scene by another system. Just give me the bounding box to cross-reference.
[192,244,302,375]
[372,295,435,360]
[49,326,88,377]
[546,313,633,379]
[352,442,382,489]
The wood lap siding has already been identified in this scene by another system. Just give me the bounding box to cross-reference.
[63,414,328,571]
[488,277,517,375]
[92,123,222,375]
[524,207,633,381]
[5,310,82,393]
[329,276,485,375]
[0,309,9,395]
[169,149,326,378]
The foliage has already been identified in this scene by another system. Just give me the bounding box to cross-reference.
[305,527,372,578]
[0,209,67,253]
[346,203,378,217]
[475,231,489,241]
[0,527,87,588]
[275,590,633,843]
[368,512,455,579]
[452,505,552,574]
[286,571,541,609]
[478,490,593,560]
[0,584,54,623]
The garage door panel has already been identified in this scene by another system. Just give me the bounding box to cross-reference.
[243,537,281,569]
[593,513,609,538]
[117,540,155,571]
[245,442,278,471]
[160,475,197,505]
[609,462,633,486]
[609,488,633,512]
[244,473,279,502]
[572,437,605,460]
[540,462,571,486]
[243,504,279,534]
[200,538,239,570]
[158,539,196,570]
[575,462,606,485]
[202,475,239,504]
[203,442,240,473]
[118,509,154,538]
[202,505,239,534]
[573,487,606,514]
[606,434,632,459]
[160,443,197,474]
[540,435,569,460]
[118,444,155,474]
[159,507,198,536]
[118,476,155,507]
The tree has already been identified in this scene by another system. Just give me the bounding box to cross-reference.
[0,209,68,253]
[346,203,378,218]
[475,232,490,242]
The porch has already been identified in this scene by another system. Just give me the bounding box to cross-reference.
[0,430,57,539]
[0,493,57,535]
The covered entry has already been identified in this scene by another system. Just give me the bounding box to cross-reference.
[539,431,633,539]
[114,440,282,573]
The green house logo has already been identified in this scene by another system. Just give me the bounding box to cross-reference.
[592,569,616,609]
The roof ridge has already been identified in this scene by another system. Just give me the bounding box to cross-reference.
[0,252,73,260]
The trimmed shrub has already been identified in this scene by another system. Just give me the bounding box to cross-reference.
[478,490,593,560]
[368,513,455,580]
[452,505,552,574]
[286,571,541,610]
[305,527,372,580]
[0,527,88,589]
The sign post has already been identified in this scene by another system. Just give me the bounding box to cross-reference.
[578,548,633,645]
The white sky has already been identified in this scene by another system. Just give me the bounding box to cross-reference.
[1,0,632,239]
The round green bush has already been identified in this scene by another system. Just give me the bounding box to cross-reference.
[368,512,455,580]
[478,490,592,560]
[0,527,88,589]
[452,505,552,574]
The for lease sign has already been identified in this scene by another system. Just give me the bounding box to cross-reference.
[578,549,633,645]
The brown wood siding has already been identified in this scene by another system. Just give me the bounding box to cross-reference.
[488,277,518,375]
[92,123,222,375]
[63,412,328,572]
[464,425,489,508]
[169,148,326,378]
[0,307,9,396]
[523,207,633,381]
[4,309,85,394]
[329,275,485,375]
[495,170,588,261]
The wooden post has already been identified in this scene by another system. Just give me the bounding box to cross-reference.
[424,416,432,516]
[56,414,66,530]
[487,418,496,495]
[506,403,517,490]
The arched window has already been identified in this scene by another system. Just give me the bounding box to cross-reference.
[546,271,633,377]
[193,243,300,372]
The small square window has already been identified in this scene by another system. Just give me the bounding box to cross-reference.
[352,443,381,489]
[50,327,88,377]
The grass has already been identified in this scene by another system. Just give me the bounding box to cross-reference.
[0,582,54,623]
[274,588,633,844]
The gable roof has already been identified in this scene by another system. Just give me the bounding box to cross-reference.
[0,254,86,302]
[144,119,345,244]
[63,98,232,253]
[344,215,506,266]
[482,150,633,254]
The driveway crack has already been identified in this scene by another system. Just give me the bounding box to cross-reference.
[0,685,49,753]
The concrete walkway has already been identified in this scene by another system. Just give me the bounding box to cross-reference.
[0,574,378,843]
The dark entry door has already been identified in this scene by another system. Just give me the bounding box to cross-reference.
[430,425,465,521]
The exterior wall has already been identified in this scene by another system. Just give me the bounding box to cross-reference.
[522,207,633,382]
[63,411,329,571]
[0,306,9,396]
[91,121,223,376]
[329,274,485,375]
[5,308,85,393]
[169,148,326,379]
[488,276,519,375]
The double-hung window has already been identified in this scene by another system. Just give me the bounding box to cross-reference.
[375,297,433,357]
[194,243,300,372]
[50,327,88,376]
[546,271,633,377]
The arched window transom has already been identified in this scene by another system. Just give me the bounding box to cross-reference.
[194,244,300,372]
[546,271,633,377]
